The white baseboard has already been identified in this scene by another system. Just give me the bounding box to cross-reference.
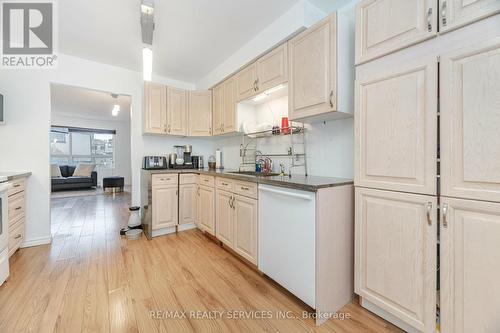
[178,223,197,232]
[21,236,52,248]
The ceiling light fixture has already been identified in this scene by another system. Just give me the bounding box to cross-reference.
[143,47,153,81]
[141,0,155,81]
[111,93,120,117]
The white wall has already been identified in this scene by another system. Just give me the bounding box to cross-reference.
[51,112,132,186]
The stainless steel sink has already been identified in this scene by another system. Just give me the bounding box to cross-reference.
[228,171,280,177]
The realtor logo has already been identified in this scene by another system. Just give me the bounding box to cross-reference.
[1,1,57,68]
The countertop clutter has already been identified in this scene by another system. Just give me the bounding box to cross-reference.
[144,169,353,192]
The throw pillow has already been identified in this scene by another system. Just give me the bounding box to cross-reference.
[51,164,62,178]
[73,163,96,177]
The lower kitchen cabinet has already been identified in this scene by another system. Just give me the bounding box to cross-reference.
[179,183,197,225]
[152,185,178,230]
[355,187,437,333]
[232,195,257,264]
[440,197,500,333]
[198,184,215,235]
[215,189,234,246]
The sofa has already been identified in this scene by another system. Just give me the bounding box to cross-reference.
[51,165,97,191]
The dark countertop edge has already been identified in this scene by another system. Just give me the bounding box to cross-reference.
[142,169,353,192]
[0,172,32,181]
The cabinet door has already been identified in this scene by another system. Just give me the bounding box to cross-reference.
[355,0,437,64]
[179,184,197,225]
[166,86,187,136]
[199,185,215,235]
[440,197,500,333]
[188,90,212,136]
[144,82,167,134]
[223,77,236,134]
[355,187,437,332]
[212,83,224,136]
[355,56,437,195]
[289,13,337,121]
[256,43,288,92]
[236,63,257,101]
[233,195,258,265]
[152,185,178,230]
[215,189,233,247]
[439,0,500,33]
[440,38,500,202]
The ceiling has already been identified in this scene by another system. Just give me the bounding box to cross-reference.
[50,84,131,123]
[59,0,301,83]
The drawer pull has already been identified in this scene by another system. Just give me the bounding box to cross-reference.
[14,234,22,240]
[15,206,22,211]
[240,186,250,191]
[204,179,209,182]
[13,184,21,188]
[222,182,228,186]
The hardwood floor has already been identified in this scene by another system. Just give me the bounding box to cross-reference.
[0,192,402,333]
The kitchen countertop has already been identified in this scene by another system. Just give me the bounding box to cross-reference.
[0,171,32,182]
[143,168,353,192]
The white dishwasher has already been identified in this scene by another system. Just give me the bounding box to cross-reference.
[258,184,316,308]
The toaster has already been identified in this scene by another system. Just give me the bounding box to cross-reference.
[143,156,168,170]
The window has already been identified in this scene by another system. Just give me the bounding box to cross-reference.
[50,127,116,169]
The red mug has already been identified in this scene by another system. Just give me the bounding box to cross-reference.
[281,117,290,134]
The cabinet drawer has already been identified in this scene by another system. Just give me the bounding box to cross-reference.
[199,175,215,187]
[233,181,257,199]
[8,222,24,255]
[8,195,25,222]
[9,214,24,230]
[152,174,178,186]
[8,179,25,197]
[180,173,197,185]
[216,177,234,192]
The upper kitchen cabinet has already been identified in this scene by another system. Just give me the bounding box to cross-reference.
[236,43,288,102]
[289,7,355,123]
[439,0,500,33]
[440,38,500,203]
[355,0,437,65]
[212,83,224,136]
[222,77,237,133]
[236,63,257,101]
[144,82,167,134]
[256,43,288,92]
[355,55,438,195]
[188,90,212,136]
[166,86,188,136]
[212,76,237,135]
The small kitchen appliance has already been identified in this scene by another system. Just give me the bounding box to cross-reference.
[183,145,193,165]
[169,145,196,169]
[142,156,167,170]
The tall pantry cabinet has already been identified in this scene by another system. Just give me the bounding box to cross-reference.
[354,1,500,332]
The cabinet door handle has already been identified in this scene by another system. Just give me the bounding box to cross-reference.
[15,206,22,211]
[14,234,22,240]
[426,202,432,225]
[427,8,433,32]
[441,0,447,27]
[228,196,233,208]
[442,203,448,228]
[329,90,334,108]
[13,184,20,188]
[255,78,259,91]
[231,197,235,210]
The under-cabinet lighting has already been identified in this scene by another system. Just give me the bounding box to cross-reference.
[143,47,153,81]
[265,84,285,95]
[252,94,268,102]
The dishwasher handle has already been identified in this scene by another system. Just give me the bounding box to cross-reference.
[259,185,314,201]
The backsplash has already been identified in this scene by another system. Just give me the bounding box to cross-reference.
[213,96,354,179]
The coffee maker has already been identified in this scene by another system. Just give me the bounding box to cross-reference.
[183,145,193,165]
[170,145,196,169]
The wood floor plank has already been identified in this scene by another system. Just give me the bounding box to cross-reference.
[0,191,403,333]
